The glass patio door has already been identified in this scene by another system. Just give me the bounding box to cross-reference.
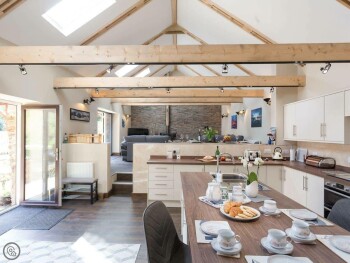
[22,105,60,206]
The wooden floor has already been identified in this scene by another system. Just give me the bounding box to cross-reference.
[0,194,181,263]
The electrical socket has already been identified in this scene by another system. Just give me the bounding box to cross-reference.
[264,149,272,154]
[282,149,289,154]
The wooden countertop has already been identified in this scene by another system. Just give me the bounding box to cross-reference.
[148,156,350,186]
[181,172,349,263]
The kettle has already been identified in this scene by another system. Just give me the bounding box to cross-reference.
[273,147,283,160]
[206,180,222,202]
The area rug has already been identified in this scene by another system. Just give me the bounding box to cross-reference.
[0,206,45,235]
[0,239,140,263]
[15,208,72,230]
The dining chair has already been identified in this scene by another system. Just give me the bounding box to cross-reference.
[143,201,192,263]
[327,199,350,231]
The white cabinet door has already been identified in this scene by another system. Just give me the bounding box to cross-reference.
[346,90,350,117]
[282,167,307,206]
[306,173,324,217]
[174,165,204,200]
[296,97,325,141]
[324,92,344,143]
[266,166,283,193]
[284,103,296,140]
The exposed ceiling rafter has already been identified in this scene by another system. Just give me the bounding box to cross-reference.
[81,0,152,45]
[337,0,350,9]
[199,0,276,44]
[183,65,202,76]
[53,76,306,89]
[0,0,24,19]
[111,97,243,105]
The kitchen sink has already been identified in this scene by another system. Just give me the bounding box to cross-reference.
[211,172,248,189]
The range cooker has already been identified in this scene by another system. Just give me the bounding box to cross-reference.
[324,170,350,217]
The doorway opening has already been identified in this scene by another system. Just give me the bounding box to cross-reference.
[97,110,112,154]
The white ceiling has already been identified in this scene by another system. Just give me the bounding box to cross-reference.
[0,0,349,78]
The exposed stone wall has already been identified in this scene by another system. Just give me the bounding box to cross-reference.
[131,105,221,138]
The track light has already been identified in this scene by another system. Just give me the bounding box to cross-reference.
[19,64,27,75]
[320,63,331,74]
[106,64,115,74]
[89,97,95,103]
[236,109,246,116]
[221,113,228,118]
[270,87,275,93]
[263,98,271,105]
[83,97,95,105]
[166,88,171,94]
[95,88,99,94]
[220,88,224,93]
[222,64,228,74]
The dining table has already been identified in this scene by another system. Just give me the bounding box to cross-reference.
[181,172,350,263]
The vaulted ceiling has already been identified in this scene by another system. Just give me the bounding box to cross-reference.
[0,0,349,80]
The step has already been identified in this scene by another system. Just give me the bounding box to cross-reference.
[112,183,132,195]
[116,173,133,182]
[112,181,133,185]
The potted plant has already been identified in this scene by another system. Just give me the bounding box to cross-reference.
[0,191,12,206]
[203,127,218,142]
[240,157,264,197]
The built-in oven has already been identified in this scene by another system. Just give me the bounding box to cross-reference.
[324,181,350,217]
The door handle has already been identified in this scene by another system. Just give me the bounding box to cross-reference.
[55,148,59,161]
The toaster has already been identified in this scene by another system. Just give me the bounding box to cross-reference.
[244,150,262,161]
[305,155,336,169]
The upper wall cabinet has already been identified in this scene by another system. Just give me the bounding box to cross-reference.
[346,90,350,117]
[284,91,350,144]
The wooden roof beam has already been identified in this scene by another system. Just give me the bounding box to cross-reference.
[199,0,276,44]
[337,0,350,9]
[54,76,305,89]
[2,44,349,64]
[92,89,264,98]
[111,97,243,105]
[0,0,23,19]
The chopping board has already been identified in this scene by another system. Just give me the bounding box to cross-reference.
[197,158,217,162]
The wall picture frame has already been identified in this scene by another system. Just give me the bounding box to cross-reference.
[70,108,90,122]
[231,115,237,129]
[251,107,262,127]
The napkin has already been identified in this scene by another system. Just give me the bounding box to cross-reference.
[245,255,313,263]
[316,235,350,262]
[281,209,334,226]
[195,220,230,243]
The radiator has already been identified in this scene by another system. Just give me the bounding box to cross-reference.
[67,162,94,178]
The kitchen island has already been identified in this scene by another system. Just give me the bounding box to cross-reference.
[181,172,349,263]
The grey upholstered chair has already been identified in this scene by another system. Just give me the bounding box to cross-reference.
[327,199,350,231]
[143,201,192,263]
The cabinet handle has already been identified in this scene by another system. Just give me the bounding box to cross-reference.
[155,184,167,186]
[155,167,167,170]
[323,123,326,137]
[302,176,305,190]
[293,125,296,136]
[320,124,323,137]
[155,194,167,196]
[155,175,167,177]
[305,176,308,191]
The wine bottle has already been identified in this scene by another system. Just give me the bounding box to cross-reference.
[215,146,220,158]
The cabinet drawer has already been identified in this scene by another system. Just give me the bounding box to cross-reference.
[149,180,174,189]
[149,165,173,173]
[149,172,173,181]
[148,189,174,200]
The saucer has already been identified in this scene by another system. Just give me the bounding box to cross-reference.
[285,228,316,244]
[211,238,242,255]
[261,237,294,255]
[259,206,282,215]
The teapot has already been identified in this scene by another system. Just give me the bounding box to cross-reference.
[206,180,222,202]
[273,147,283,160]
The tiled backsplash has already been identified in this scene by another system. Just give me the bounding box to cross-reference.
[298,142,350,167]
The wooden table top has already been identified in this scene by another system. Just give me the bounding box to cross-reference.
[181,172,349,263]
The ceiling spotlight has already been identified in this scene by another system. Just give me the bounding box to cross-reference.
[270,87,275,93]
[220,88,224,93]
[166,88,171,94]
[263,98,271,105]
[106,64,115,74]
[236,109,246,116]
[19,64,27,75]
[221,113,229,118]
[89,97,95,103]
[95,88,99,94]
[320,63,331,74]
[222,64,228,74]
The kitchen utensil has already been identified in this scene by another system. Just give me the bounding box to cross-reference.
[305,155,336,168]
[329,236,350,254]
[296,148,308,162]
[244,150,262,161]
[285,228,317,244]
[211,238,242,255]
[289,209,318,221]
[200,221,229,236]
[290,148,296,161]
[291,220,310,238]
[206,180,222,202]
[261,237,294,255]
[273,147,283,160]
[217,229,240,249]
[267,229,292,249]
[259,206,282,216]
[263,200,277,213]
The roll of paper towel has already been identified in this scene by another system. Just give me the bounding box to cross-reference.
[290,148,296,161]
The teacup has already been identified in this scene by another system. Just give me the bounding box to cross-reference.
[263,200,277,213]
[267,229,291,249]
[291,220,310,238]
[217,229,241,250]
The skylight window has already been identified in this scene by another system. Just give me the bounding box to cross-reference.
[115,65,138,77]
[135,68,151,77]
[42,0,116,37]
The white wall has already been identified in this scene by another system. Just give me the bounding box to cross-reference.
[111,103,131,153]
[221,97,271,143]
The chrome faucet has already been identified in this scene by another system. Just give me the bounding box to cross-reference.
[216,153,234,173]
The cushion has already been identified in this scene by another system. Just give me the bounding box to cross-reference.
[146,135,170,143]
[124,135,147,142]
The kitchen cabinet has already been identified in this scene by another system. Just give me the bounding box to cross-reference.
[284,103,297,140]
[174,165,204,200]
[282,167,324,216]
[346,90,350,117]
[284,91,350,144]
[266,166,282,193]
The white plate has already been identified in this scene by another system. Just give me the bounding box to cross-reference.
[220,205,260,221]
[285,228,316,244]
[211,238,242,255]
[200,221,229,236]
[261,237,294,255]
[267,255,304,263]
[289,209,318,220]
[330,236,350,254]
[259,206,282,215]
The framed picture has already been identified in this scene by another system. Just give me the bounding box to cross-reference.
[231,115,237,129]
[251,107,262,127]
[70,108,90,122]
